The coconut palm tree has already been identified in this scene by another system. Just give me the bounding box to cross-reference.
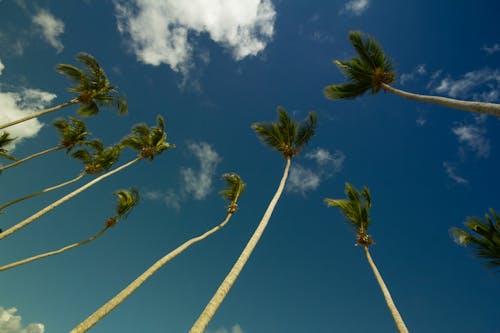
[0,132,17,162]
[70,173,245,333]
[0,189,139,272]
[189,107,317,333]
[0,52,128,130]
[0,140,121,214]
[0,117,89,173]
[325,183,409,333]
[324,31,500,116]
[450,209,500,271]
[0,115,173,240]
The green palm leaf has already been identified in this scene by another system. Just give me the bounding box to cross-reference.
[219,173,246,203]
[53,117,90,152]
[0,132,17,161]
[114,188,140,220]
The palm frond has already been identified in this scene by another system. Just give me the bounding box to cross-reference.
[53,117,90,152]
[219,173,246,203]
[294,112,317,151]
[114,188,140,219]
[0,132,17,161]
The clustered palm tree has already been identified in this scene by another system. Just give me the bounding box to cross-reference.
[0,132,17,162]
[325,183,409,333]
[450,209,500,271]
[70,173,245,333]
[325,31,500,116]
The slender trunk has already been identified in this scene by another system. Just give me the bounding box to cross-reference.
[0,172,86,212]
[362,245,409,333]
[70,212,235,333]
[0,145,63,172]
[189,158,291,333]
[382,83,500,116]
[0,225,110,272]
[0,98,79,130]
[0,157,141,241]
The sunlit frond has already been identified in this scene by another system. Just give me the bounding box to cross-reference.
[219,173,246,204]
[0,132,17,161]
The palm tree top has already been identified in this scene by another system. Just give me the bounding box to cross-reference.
[0,132,17,162]
[324,31,395,100]
[252,106,317,159]
[56,52,128,116]
[52,117,90,152]
[71,139,122,174]
[325,182,373,246]
[219,173,246,213]
[107,188,140,227]
[450,209,500,271]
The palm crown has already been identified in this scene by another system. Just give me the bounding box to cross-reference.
[450,209,500,270]
[252,107,317,159]
[56,52,128,116]
[52,117,90,152]
[324,31,395,100]
[71,139,122,174]
[0,132,17,161]
[325,183,373,246]
[219,173,246,213]
[107,188,140,227]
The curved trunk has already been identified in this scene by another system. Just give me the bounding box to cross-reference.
[363,245,409,333]
[0,157,141,241]
[0,98,79,131]
[70,212,235,333]
[382,83,500,116]
[0,145,63,172]
[189,158,291,333]
[0,225,110,272]
[0,172,86,212]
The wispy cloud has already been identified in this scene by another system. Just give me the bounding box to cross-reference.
[340,0,370,16]
[452,122,490,158]
[113,0,276,75]
[207,324,245,333]
[143,189,181,211]
[0,306,45,333]
[399,64,427,85]
[32,9,65,53]
[287,164,321,194]
[443,161,468,184]
[0,59,4,76]
[482,43,500,55]
[433,68,500,102]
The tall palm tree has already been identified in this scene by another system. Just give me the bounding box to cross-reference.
[189,107,317,333]
[0,117,90,173]
[0,115,173,240]
[450,209,500,271]
[0,189,139,272]
[0,132,17,162]
[0,140,121,214]
[325,183,409,333]
[0,52,128,131]
[70,173,245,333]
[324,31,500,116]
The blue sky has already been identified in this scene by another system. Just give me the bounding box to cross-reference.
[0,0,499,332]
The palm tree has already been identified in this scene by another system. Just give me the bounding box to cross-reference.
[70,173,245,333]
[0,115,173,240]
[0,140,121,214]
[450,209,500,271]
[0,52,128,131]
[324,31,500,116]
[325,183,409,333]
[189,107,317,333]
[0,132,17,162]
[0,117,89,173]
[0,189,139,272]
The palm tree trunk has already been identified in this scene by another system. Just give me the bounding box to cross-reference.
[362,245,409,333]
[0,225,110,272]
[189,158,292,333]
[70,212,235,333]
[0,145,63,172]
[381,83,500,116]
[0,157,141,241]
[0,172,86,212]
[0,98,79,130]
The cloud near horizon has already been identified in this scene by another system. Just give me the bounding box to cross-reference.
[32,9,65,53]
[0,307,45,333]
[113,0,276,74]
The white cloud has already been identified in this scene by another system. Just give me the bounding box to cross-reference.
[113,0,276,74]
[32,10,65,53]
[287,164,321,194]
[0,307,45,333]
[207,324,245,333]
[443,161,468,184]
[143,189,181,211]
[0,59,4,76]
[434,68,500,102]
[181,142,221,200]
[306,148,345,173]
[341,0,370,16]
[452,123,490,158]
[399,64,427,85]
[482,43,500,55]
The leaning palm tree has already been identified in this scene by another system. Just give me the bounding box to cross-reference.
[0,188,139,272]
[324,31,500,116]
[325,183,409,333]
[450,209,500,271]
[0,132,17,162]
[70,173,245,333]
[0,115,173,240]
[189,107,317,333]
[0,117,89,173]
[0,52,127,130]
[0,140,121,214]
